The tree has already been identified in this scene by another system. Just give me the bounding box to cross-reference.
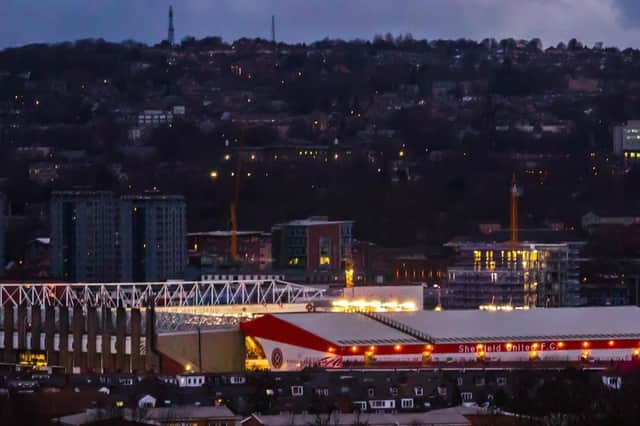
[568,38,583,51]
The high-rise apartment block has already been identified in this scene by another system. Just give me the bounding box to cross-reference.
[119,195,187,282]
[50,191,118,282]
[51,191,187,282]
[0,193,5,277]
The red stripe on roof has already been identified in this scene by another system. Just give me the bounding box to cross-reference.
[240,314,336,352]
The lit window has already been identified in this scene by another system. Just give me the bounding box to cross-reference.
[461,392,473,402]
[401,398,414,409]
[320,256,331,265]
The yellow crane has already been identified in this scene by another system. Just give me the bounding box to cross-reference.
[229,130,246,262]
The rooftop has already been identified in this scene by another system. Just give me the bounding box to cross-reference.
[447,228,584,246]
[243,406,476,425]
[143,406,239,421]
[187,230,265,237]
[275,217,354,227]
[272,313,422,346]
[251,307,640,345]
[380,306,640,343]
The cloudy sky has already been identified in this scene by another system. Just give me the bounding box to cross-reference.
[2,0,640,49]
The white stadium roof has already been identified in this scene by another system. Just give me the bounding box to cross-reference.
[379,306,640,343]
[271,307,640,344]
[273,313,422,346]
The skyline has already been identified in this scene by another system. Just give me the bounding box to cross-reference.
[2,0,640,50]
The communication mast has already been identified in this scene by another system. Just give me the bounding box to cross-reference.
[168,6,175,46]
[271,15,276,44]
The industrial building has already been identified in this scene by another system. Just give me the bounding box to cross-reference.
[240,307,640,371]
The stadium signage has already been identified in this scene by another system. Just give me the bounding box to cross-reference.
[458,342,560,353]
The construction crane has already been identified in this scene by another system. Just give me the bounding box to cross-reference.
[510,174,519,244]
[229,164,240,262]
[229,129,246,262]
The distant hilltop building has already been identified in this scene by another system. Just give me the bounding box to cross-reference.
[613,120,640,159]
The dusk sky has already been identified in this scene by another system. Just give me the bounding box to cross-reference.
[3,0,640,49]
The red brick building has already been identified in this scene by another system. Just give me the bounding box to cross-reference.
[271,217,353,282]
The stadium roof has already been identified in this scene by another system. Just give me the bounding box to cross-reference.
[273,313,422,345]
[242,307,640,348]
[380,306,640,343]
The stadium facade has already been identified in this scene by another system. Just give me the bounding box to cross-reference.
[240,307,640,371]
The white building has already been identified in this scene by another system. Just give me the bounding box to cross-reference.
[613,120,640,158]
[137,109,174,127]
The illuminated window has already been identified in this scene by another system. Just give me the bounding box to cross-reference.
[319,237,332,268]
[288,257,300,266]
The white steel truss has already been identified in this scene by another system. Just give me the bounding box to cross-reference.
[0,280,326,309]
